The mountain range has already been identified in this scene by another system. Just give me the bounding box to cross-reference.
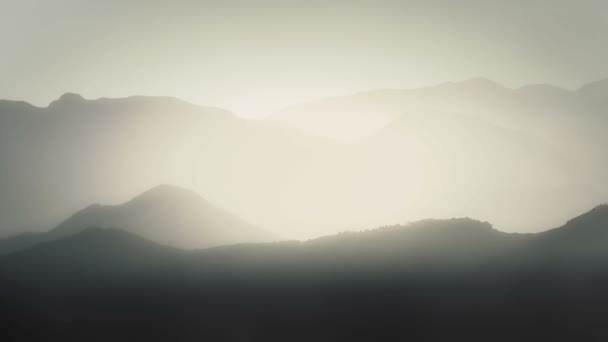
[3,204,608,276]
[270,78,608,145]
[1,78,608,239]
[0,92,343,238]
[269,78,608,232]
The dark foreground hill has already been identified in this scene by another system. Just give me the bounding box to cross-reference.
[2,206,608,341]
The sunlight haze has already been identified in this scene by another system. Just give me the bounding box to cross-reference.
[2,0,607,117]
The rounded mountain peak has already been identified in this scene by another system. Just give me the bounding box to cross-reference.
[126,184,207,208]
[48,93,87,109]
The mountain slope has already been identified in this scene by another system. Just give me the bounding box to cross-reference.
[523,205,608,268]
[0,228,187,288]
[269,78,602,143]
[0,94,233,236]
[0,93,339,238]
[3,205,608,277]
[3,207,608,341]
[3,84,608,239]
[0,232,47,256]
[47,184,273,249]
[268,78,608,233]
[0,184,273,254]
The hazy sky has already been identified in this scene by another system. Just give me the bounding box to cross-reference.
[2,0,607,117]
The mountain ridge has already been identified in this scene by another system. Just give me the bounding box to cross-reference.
[2,79,608,239]
[48,184,273,249]
[0,184,273,254]
[3,205,608,273]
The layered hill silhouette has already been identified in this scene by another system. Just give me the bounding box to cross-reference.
[4,205,608,275]
[270,78,608,144]
[3,206,608,341]
[268,78,608,232]
[0,228,184,279]
[0,94,337,238]
[2,80,608,239]
[49,184,272,248]
[0,184,272,253]
[191,205,608,273]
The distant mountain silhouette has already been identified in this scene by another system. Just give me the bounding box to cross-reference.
[0,184,273,253]
[2,83,608,239]
[269,77,602,142]
[6,206,604,274]
[269,78,608,232]
[0,94,231,236]
[578,78,608,103]
[0,94,337,238]
[49,184,273,248]
[0,215,548,284]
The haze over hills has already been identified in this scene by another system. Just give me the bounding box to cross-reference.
[6,2,608,340]
[0,184,271,253]
[50,184,272,248]
[270,78,608,143]
[1,79,608,239]
[270,78,608,230]
[0,94,339,238]
[271,77,608,181]
[4,205,608,278]
[192,205,608,273]
[273,78,608,185]
[0,93,234,234]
